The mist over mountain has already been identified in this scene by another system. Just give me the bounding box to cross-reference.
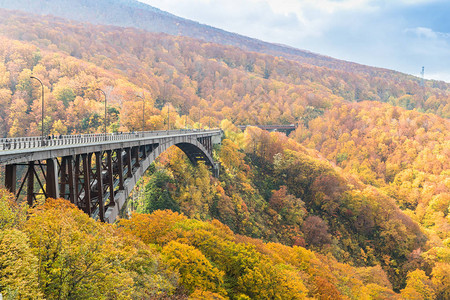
[0,0,418,78]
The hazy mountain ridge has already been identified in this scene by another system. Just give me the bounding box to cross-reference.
[0,0,435,81]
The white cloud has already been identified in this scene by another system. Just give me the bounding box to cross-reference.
[415,27,438,39]
[140,0,388,43]
[265,0,377,15]
[399,0,443,4]
[424,72,450,82]
[405,27,450,40]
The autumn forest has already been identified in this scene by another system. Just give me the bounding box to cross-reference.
[0,7,449,300]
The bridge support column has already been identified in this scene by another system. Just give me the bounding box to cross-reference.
[106,150,115,206]
[46,158,59,199]
[213,162,220,178]
[133,146,140,168]
[60,157,67,198]
[27,162,34,206]
[206,137,211,153]
[116,149,124,190]
[141,145,147,159]
[60,156,75,202]
[126,148,132,178]
[75,155,81,204]
[95,152,105,222]
[5,164,16,194]
[67,156,75,204]
[82,154,91,215]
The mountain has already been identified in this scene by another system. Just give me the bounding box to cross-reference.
[0,0,424,78]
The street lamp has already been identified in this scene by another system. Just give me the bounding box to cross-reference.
[30,76,44,144]
[136,94,144,131]
[95,88,107,138]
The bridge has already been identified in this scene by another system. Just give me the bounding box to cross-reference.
[0,129,222,223]
[238,124,297,134]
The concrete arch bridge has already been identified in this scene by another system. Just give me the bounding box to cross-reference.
[0,129,222,223]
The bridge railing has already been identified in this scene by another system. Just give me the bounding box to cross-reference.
[0,129,219,151]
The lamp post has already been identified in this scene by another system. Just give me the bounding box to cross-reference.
[30,76,44,144]
[95,88,107,139]
[136,94,144,132]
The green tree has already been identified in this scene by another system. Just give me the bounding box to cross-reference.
[54,86,76,107]
[140,169,179,214]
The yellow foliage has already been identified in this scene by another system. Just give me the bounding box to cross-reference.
[24,198,175,299]
[0,229,43,299]
[400,269,435,300]
[119,210,187,245]
[189,289,228,300]
[51,119,68,135]
[162,241,227,296]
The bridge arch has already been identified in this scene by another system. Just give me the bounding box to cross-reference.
[175,141,215,167]
[105,134,219,222]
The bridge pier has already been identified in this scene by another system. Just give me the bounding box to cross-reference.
[106,150,115,207]
[95,151,105,222]
[46,158,59,199]
[60,156,76,203]
[116,149,124,190]
[26,162,34,206]
[5,164,16,194]
[213,162,220,178]
[82,153,92,215]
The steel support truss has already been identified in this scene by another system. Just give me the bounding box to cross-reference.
[4,144,158,222]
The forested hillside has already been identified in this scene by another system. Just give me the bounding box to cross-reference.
[126,123,448,294]
[0,7,448,299]
[1,124,447,298]
[0,191,403,299]
[293,101,449,240]
[0,9,448,139]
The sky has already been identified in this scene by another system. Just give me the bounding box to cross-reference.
[139,0,450,82]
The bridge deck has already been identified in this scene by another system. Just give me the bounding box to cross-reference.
[237,124,297,131]
[0,129,222,165]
